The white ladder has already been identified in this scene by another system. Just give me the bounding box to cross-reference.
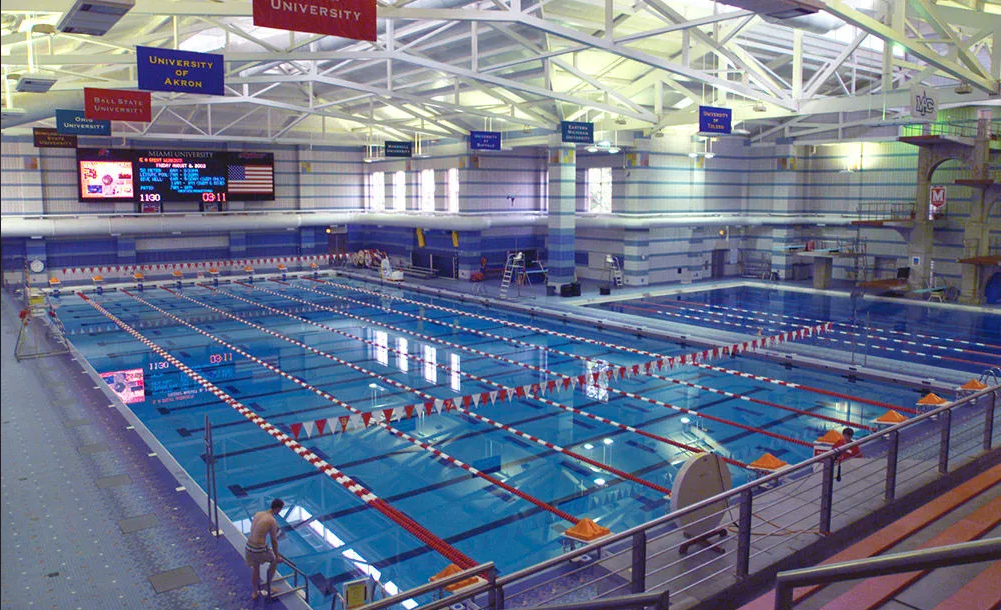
[604,255,624,287]
[499,252,525,299]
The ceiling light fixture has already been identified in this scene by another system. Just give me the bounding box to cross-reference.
[954,82,971,95]
[752,101,767,112]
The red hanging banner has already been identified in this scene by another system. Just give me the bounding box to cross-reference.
[84,88,152,122]
[252,0,377,42]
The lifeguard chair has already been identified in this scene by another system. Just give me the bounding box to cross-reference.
[92,275,104,295]
[244,265,255,284]
[133,271,145,291]
[379,257,404,282]
[309,261,319,279]
[47,277,62,296]
[277,263,288,281]
[172,269,183,288]
[208,268,220,286]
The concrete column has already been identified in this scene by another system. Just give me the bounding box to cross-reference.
[623,228,649,286]
[959,110,995,304]
[908,147,935,290]
[547,146,576,291]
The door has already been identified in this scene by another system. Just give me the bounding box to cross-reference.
[711,249,727,279]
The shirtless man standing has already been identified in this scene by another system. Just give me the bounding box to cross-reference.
[246,498,284,600]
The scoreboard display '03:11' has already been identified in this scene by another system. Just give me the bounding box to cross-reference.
[136,150,228,202]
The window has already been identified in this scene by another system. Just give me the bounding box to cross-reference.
[446,168,459,213]
[586,167,612,213]
[368,172,385,212]
[419,168,435,213]
[393,171,406,212]
[423,344,437,384]
[449,353,461,392]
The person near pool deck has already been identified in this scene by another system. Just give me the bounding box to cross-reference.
[832,428,861,481]
[246,498,284,599]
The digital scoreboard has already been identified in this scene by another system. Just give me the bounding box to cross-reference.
[76,148,275,204]
[136,150,228,203]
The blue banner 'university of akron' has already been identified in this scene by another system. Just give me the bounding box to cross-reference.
[137,46,225,96]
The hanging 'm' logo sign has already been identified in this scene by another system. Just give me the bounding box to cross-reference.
[253,0,377,42]
[137,46,225,96]
[929,185,946,208]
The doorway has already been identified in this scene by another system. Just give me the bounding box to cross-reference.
[711,249,727,279]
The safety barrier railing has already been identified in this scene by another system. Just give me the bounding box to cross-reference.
[856,201,915,223]
[772,538,1001,610]
[900,120,983,140]
[372,386,998,610]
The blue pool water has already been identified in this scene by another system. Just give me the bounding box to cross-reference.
[592,286,1001,375]
[51,279,966,608]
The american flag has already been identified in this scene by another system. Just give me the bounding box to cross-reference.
[228,165,274,194]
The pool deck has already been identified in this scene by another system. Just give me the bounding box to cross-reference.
[1,291,303,610]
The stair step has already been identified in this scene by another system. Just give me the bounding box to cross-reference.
[930,560,1001,610]
[738,464,1001,610]
[818,494,1001,610]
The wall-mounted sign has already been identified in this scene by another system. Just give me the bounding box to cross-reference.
[384,141,413,157]
[252,0,377,42]
[33,128,78,148]
[470,131,501,151]
[560,121,594,144]
[698,105,732,134]
[137,46,225,96]
[84,88,152,122]
[910,85,938,121]
[55,109,111,136]
[929,185,947,209]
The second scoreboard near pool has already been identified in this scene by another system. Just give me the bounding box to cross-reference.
[136,150,228,203]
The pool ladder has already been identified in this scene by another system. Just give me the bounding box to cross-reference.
[980,368,1001,387]
[261,555,311,603]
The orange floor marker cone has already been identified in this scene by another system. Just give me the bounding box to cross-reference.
[430,563,482,592]
[960,379,988,391]
[748,453,788,471]
[564,518,611,541]
[873,410,908,425]
[917,392,948,406]
[816,429,844,444]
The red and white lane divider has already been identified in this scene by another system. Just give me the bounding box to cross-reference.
[158,288,673,498]
[235,282,812,457]
[320,278,833,371]
[57,255,340,278]
[125,289,581,526]
[198,283,752,470]
[649,305,994,369]
[644,372,878,432]
[690,362,920,415]
[298,279,834,380]
[75,291,477,571]
[652,301,1000,360]
[662,296,1001,351]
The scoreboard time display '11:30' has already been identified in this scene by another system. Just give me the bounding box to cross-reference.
[136,150,228,203]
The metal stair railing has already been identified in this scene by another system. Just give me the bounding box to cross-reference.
[264,554,311,603]
[772,539,1001,610]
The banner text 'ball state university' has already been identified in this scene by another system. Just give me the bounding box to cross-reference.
[84,88,152,123]
[253,0,377,41]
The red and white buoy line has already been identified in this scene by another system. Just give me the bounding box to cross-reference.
[75,291,478,571]
[301,278,835,378]
[639,304,995,369]
[184,284,755,471]
[661,296,1001,352]
[234,282,818,457]
[137,287,676,499]
[56,254,342,280]
[644,300,1000,364]
[121,288,582,526]
[689,362,921,415]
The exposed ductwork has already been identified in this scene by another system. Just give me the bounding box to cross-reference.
[1,210,859,238]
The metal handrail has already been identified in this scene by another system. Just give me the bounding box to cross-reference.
[346,563,496,610]
[773,539,1001,610]
[494,385,999,590]
[527,590,671,610]
[269,553,311,604]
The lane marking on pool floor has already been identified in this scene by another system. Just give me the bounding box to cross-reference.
[76,291,478,571]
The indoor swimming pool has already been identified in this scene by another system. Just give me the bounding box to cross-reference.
[591,285,1001,376]
[50,278,970,608]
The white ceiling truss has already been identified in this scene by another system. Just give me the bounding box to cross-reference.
[1,0,998,146]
